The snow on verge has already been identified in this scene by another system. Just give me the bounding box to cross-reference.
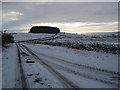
[2,44,22,88]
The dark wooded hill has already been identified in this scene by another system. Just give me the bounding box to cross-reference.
[29,26,60,34]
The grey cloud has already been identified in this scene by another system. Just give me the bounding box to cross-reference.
[2,2,118,30]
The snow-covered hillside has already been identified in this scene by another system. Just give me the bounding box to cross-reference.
[83,32,119,37]
[19,32,119,54]
[13,33,56,42]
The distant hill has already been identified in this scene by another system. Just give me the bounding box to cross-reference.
[83,32,119,37]
[29,26,60,34]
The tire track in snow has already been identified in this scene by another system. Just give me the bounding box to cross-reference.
[16,43,28,89]
[19,43,80,89]
[26,48,120,76]
[42,60,118,87]
[21,44,119,87]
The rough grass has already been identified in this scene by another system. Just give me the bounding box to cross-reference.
[32,41,119,55]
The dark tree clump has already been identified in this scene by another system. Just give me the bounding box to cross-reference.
[29,26,60,34]
[2,33,14,46]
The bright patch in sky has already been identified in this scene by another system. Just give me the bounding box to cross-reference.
[12,22,118,34]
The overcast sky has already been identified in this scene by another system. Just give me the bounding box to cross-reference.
[2,2,118,33]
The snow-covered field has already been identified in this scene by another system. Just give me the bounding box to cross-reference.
[39,32,118,46]
[25,32,119,54]
[13,32,119,44]
[2,32,119,88]
[13,33,56,42]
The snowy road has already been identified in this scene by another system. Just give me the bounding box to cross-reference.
[15,43,119,88]
[17,43,80,88]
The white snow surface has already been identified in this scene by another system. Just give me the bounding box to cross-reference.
[19,46,68,88]
[13,33,118,45]
[25,44,118,73]
[2,33,119,88]
[22,43,118,88]
[46,33,118,45]
[13,33,56,42]
[2,44,22,88]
